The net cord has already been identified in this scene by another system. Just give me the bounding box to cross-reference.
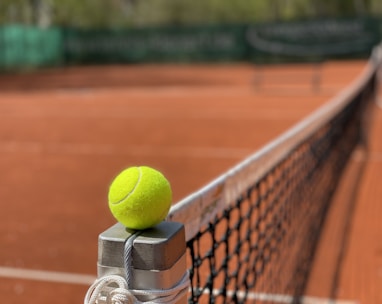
[167,43,382,242]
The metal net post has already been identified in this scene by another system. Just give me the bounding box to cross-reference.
[93,221,189,304]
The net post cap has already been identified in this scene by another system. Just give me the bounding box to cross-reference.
[98,221,186,272]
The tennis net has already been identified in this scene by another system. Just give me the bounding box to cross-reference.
[167,45,382,303]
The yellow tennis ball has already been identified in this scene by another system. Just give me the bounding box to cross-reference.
[108,166,172,230]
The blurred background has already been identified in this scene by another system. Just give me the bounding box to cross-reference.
[1,0,382,27]
[0,0,381,71]
[1,1,382,303]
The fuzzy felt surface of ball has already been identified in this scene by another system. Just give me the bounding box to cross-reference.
[108,166,172,230]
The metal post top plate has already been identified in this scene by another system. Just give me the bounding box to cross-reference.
[98,221,185,271]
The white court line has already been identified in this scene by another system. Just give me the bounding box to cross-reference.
[203,288,359,304]
[0,141,253,159]
[245,292,358,304]
[0,108,304,120]
[376,97,382,109]
[0,266,95,285]
[352,150,382,163]
[1,142,380,161]
[0,266,358,304]
[368,152,382,162]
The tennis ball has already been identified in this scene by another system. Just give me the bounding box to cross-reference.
[108,166,172,230]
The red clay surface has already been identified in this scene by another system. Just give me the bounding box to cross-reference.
[0,61,380,303]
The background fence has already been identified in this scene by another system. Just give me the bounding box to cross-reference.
[0,17,381,70]
[0,25,62,70]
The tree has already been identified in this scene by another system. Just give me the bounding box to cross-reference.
[0,0,381,28]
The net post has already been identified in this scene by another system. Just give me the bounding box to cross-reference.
[371,43,382,108]
[97,221,188,303]
[312,60,322,94]
[253,63,264,91]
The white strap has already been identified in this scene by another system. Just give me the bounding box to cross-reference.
[84,272,189,304]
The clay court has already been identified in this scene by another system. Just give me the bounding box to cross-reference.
[0,60,381,303]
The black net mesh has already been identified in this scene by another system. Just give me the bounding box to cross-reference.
[186,73,376,304]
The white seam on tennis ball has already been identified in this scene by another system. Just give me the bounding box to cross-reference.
[113,167,142,205]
